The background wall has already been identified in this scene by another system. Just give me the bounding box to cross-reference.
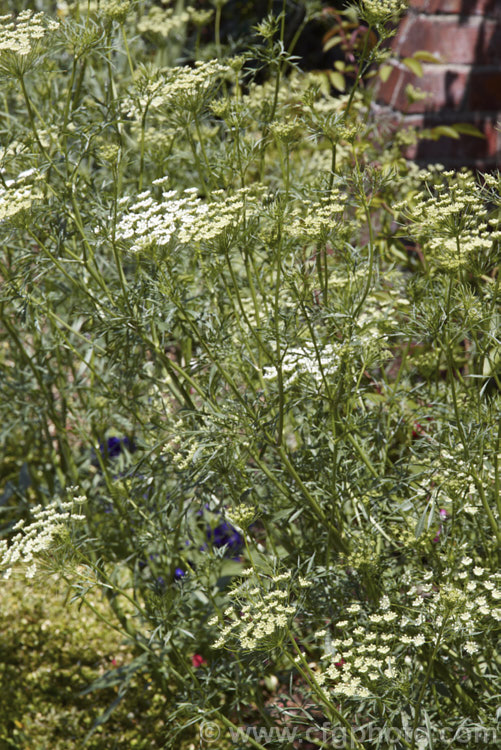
[376,0,501,169]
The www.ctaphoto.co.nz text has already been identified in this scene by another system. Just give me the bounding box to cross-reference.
[199,720,499,747]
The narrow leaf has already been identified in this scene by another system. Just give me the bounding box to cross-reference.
[329,71,346,91]
[402,57,423,77]
[430,125,461,140]
[323,35,342,52]
[379,64,393,83]
[413,50,443,63]
[452,123,486,138]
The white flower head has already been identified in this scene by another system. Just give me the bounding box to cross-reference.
[0,168,43,225]
[1,500,85,580]
[0,10,59,77]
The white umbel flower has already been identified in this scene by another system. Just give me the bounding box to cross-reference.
[0,10,58,77]
[1,499,85,580]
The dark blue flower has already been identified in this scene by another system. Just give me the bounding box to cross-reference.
[100,436,135,459]
[174,567,186,580]
[207,521,243,554]
[155,576,166,591]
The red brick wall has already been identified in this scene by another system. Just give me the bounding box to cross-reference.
[376,0,501,168]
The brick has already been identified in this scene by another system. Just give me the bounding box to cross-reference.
[376,64,501,113]
[376,64,464,112]
[395,15,501,64]
[378,0,501,167]
[396,113,501,166]
[409,0,501,18]
[468,68,501,108]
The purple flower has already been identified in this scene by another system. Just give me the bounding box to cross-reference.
[433,509,449,543]
[174,567,186,580]
[207,521,243,554]
[100,436,135,459]
[155,576,166,590]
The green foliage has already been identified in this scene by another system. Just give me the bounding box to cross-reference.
[0,575,168,748]
[0,1,500,748]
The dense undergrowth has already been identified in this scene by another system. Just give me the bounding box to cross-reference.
[0,1,500,748]
[0,574,170,748]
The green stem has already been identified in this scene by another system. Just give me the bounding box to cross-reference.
[274,225,285,446]
[110,166,133,314]
[194,114,213,190]
[220,257,268,384]
[171,291,348,550]
[410,619,447,750]
[470,468,501,546]
[139,108,148,192]
[277,446,348,552]
[213,711,270,750]
[287,633,365,750]
[186,124,209,196]
[64,575,128,637]
[346,432,378,478]
[269,0,287,126]
[214,0,223,59]
[329,138,337,189]
[259,0,288,176]
[121,23,135,76]
[19,75,63,180]
[495,420,501,523]
[342,23,372,123]
[62,56,78,153]
[352,145,376,321]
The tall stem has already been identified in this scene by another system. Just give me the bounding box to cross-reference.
[410,619,447,750]
[352,146,376,321]
[287,633,366,750]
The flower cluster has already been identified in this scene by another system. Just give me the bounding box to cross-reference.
[269,118,302,145]
[138,4,191,39]
[0,10,58,77]
[137,4,213,40]
[396,171,495,271]
[411,448,497,526]
[226,504,257,531]
[316,599,397,699]
[115,181,262,253]
[123,59,231,119]
[211,570,311,651]
[301,88,364,146]
[101,0,130,24]
[0,168,42,226]
[0,497,86,580]
[121,67,169,121]
[315,556,501,701]
[287,192,347,244]
[359,0,408,26]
